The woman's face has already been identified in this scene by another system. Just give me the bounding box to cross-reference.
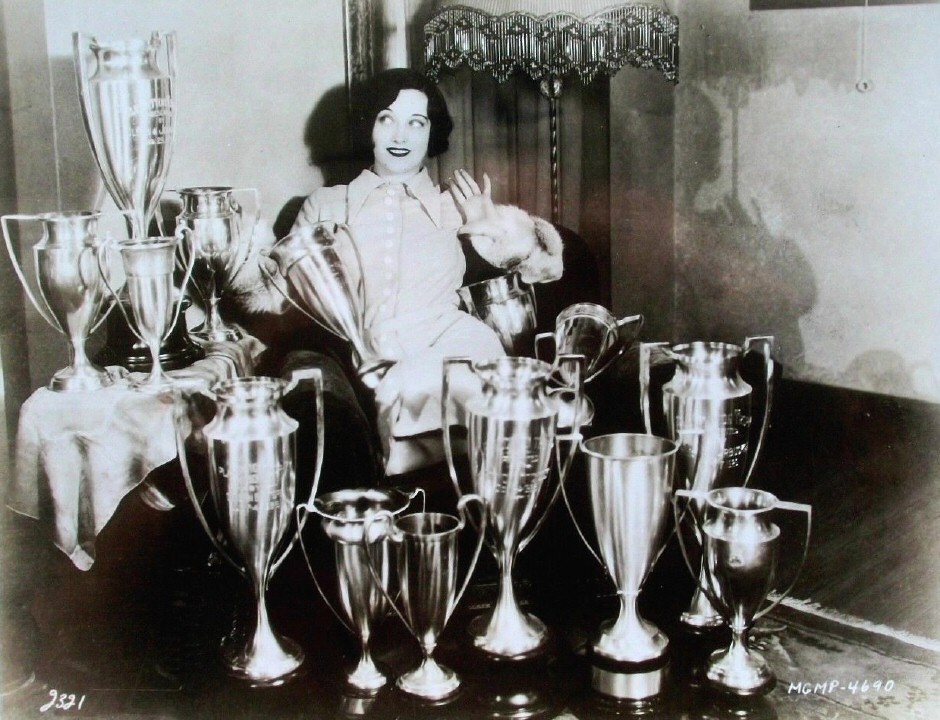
[372,89,430,180]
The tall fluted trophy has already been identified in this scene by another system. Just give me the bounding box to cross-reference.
[565,433,677,665]
[536,303,644,383]
[176,369,324,686]
[74,31,176,239]
[362,495,486,700]
[173,186,259,342]
[442,355,585,658]
[262,223,393,388]
[2,210,126,391]
[297,488,424,692]
[674,487,811,695]
[458,273,538,357]
[640,337,774,628]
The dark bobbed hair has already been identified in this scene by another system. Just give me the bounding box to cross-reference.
[351,68,453,161]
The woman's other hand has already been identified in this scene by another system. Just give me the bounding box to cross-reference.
[449,169,498,225]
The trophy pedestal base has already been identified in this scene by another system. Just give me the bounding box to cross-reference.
[221,634,305,688]
[705,646,776,697]
[593,617,669,665]
[397,659,461,701]
[49,365,114,393]
[192,324,242,343]
[590,657,669,702]
[469,610,550,660]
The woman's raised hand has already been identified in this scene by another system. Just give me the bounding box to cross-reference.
[449,169,498,225]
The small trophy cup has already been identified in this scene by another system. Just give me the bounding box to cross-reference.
[566,433,677,664]
[73,31,176,239]
[262,223,393,388]
[458,272,537,357]
[535,303,643,383]
[176,369,324,685]
[172,186,260,342]
[298,488,423,692]
[640,337,774,628]
[98,234,195,391]
[362,495,486,700]
[443,355,585,658]
[2,210,125,391]
[674,487,811,695]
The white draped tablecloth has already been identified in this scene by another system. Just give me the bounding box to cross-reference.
[6,338,262,571]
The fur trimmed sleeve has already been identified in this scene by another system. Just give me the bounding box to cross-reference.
[458,205,564,284]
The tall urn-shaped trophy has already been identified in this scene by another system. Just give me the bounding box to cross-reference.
[176,369,324,686]
[640,337,774,629]
[2,210,126,391]
[74,31,176,238]
[442,355,585,658]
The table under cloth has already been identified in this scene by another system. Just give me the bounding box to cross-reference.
[6,337,263,571]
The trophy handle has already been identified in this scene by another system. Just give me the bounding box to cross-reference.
[225,187,261,286]
[753,500,812,621]
[361,510,413,638]
[294,503,355,634]
[589,313,644,383]
[442,357,475,503]
[519,353,585,554]
[742,335,775,487]
[672,488,723,612]
[450,493,487,620]
[560,441,605,571]
[534,331,554,365]
[639,341,670,434]
[174,392,248,579]
[1,214,60,330]
[96,236,141,343]
[270,367,324,579]
[164,229,196,343]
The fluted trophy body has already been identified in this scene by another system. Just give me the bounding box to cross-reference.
[177,370,324,686]
[443,355,584,659]
[640,337,774,628]
[74,32,176,239]
[458,273,537,356]
[2,211,123,391]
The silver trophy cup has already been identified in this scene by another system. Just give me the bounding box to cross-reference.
[74,31,176,239]
[262,223,393,388]
[98,234,195,391]
[176,370,324,685]
[173,186,259,342]
[675,487,811,695]
[2,210,126,391]
[363,495,486,700]
[298,488,423,692]
[458,273,538,357]
[640,337,774,628]
[535,303,644,383]
[443,355,585,658]
[566,433,677,664]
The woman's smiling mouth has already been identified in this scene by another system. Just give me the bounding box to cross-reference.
[386,147,410,157]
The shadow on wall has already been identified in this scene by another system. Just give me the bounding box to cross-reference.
[303,82,365,189]
[675,84,816,372]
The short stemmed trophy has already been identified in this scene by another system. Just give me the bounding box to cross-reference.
[73,31,177,240]
[458,272,538,356]
[640,337,775,628]
[2,210,126,391]
[362,495,486,700]
[298,488,424,692]
[173,186,259,342]
[674,487,812,695]
[565,433,677,664]
[442,354,585,658]
[175,368,324,685]
[262,223,393,388]
[535,303,644,382]
[98,233,195,391]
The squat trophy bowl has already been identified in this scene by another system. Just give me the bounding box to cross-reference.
[458,272,537,357]
[262,223,393,389]
[565,433,677,664]
[2,210,126,391]
[74,31,176,239]
[98,234,195,391]
[363,495,486,700]
[443,354,585,659]
[176,369,324,686]
[674,487,811,695]
[640,337,774,628]
[173,186,259,342]
[536,303,643,383]
[298,487,423,693]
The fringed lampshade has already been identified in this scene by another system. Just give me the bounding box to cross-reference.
[424,1,679,222]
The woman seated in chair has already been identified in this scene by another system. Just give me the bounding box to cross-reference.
[233,68,563,479]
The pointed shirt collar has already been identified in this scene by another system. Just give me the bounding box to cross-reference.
[346,168,442,227]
